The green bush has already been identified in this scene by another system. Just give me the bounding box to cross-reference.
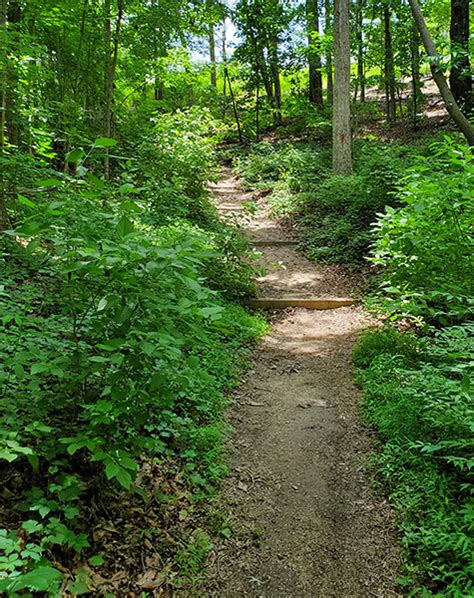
[370,139,474,324]
[355,324,474,595]
[298,174,390,265]
[0,124,264,592]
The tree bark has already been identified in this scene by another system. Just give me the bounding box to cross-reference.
[449,0,471,112]
[408,0,474,145]
[306,0,324,108]
[209,21,217,87]
[383,4,396,121]
[269,41,282,125]
[104,0,123,179]
[332,0,352,174]
[355,0,365,102]
[207,0,217,87]
[325,0,333,104]
[4,0,19,147]
[0,0,11,230]
[410,22,422,126]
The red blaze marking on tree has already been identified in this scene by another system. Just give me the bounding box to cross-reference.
[340,131,345,144]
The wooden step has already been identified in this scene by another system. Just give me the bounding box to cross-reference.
[217,205,246,211]
[244,297,356,310]
[251,240,299,247]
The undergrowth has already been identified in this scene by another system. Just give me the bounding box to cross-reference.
[354,325,474,597]
[233,136,437,266]
[354,139,473,596]
[0,109,265,594]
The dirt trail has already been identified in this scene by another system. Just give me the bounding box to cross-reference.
[206,169,400,597]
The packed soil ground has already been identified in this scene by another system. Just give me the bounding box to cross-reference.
[205,169,401,597]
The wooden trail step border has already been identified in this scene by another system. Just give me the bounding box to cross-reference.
[251,240,299,247]
[217,205,246,212]
[244,297,356,310]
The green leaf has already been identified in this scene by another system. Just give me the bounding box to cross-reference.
[116,214,134,237]
[36,178,62,188]
[22,520,44,534]
[8,565,63,592]
[105,461,119,480]
[31,363,49,375]
[66,148,85,163]
[17,194,35,208]
[199,306,224,319]
[94,137,118,147]
[115,467,132,489]
[89,554,105,567]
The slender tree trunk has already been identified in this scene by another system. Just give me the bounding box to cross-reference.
[207,0,217,87]
[408,0,474,144]
[449,0,471,112]
[332,0,352,174]
[104,0,123,179]
[383,4,396,121]
[0,0,9,229]
[325,0,333,104]
[73,0,88,94]
[5,0,19,147]
[307,0,324,108]
[269,42,282,126]
[410,22,422,127]
[225,67,243,143]
[222,17,227,114]
[209,21,217,87]
[355,0,365,102]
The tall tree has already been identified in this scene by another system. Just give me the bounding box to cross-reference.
[206,0,218,87]
[104,0,124,179]
[332,0,352,174]
[383,1,396,121]
[408,0,474,145]
[354,0,365,102]
[449,0,471,112]
[306,0,323,108]
[325,0,333,103]
[234,0,285,126]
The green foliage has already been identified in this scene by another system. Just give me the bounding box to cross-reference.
[355,324,474,595]
[370,139,474,324]
[0,125,264,588]
[234,138,420,266]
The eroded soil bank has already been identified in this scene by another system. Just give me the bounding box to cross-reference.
[205,169,400,597]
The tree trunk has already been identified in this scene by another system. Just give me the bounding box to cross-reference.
[355,0,365,102]
[225,67,243,143]
[332,0,352,174]
[104,0,123,179]
[383,5,396,121]
[306,0,324,108]
[325,0,333,104]
[408,0,474,145]
[209,21,217,87]
[0,0,11,229]
[410,22,422,126]
[4,0,19,147]
[207,0,217,87]
[270,49,282,125]
[449,0,471,112]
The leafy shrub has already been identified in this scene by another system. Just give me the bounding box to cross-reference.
[355,324,474,595]
[370,139,474,324]
[233,138,423,267]
[234,140,330,194]
[298,174,390,265]
[0,130,264,590]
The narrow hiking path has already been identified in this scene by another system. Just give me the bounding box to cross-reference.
[205,168,401,597]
